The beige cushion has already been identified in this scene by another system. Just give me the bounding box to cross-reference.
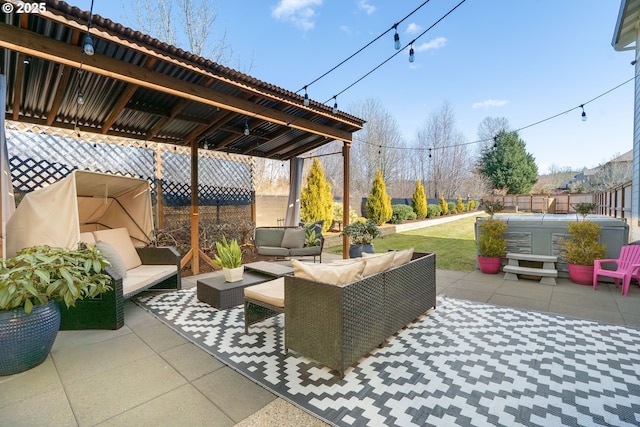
[79,232,96,247]
[95,240,127,278]
[244,277,285,308]
[292,259,365,286]
[281,228,306,249]
[393,248,414,267]
[92,228,142,270]
[361,251,396,276]
[123,265,177,297]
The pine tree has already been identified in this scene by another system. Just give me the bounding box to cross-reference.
[366,170,393,225]
[300,158,333,232]
[412,180,427,219]
[456,195,464,213]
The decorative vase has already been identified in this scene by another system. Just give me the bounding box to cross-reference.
[349,244,374,258]
[567,263,594,286]
[477,256,502,274]
[0,301,61,376]
[223,265,244,283]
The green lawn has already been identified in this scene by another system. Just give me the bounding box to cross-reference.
[327,216,480,271]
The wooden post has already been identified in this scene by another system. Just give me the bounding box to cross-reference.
[190,139,199,274]
[343,142,350,259]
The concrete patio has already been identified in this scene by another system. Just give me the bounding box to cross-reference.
[1,261,639,427]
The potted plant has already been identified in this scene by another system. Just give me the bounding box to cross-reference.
[341,219,382,258]
[477,217,507,274]
[561,221,606,285]
[213,236,244,282]
[0,245,112,376]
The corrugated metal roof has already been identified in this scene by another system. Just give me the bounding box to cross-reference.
[0,0,364,160]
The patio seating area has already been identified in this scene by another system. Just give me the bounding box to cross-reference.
[1,255,639,426]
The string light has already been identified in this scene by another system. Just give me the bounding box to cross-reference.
[77,92,84,105]
[244,119,250,136]
[83,35,94,56]
[409,43,415,63]
[332,96,338,114]
[580,105,587,122]
[393,24,401,50]
[303,86,310,106]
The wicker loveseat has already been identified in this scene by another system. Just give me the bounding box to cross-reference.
[284,251,436,377]
[254,226,324,262]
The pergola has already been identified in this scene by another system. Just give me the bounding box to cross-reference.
[0,0,364,271]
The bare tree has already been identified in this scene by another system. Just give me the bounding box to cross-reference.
[253,158,289,195]
[130,0,233,63]
[415,102,474,199]
[476,117,510,153]
[586,153,633,192]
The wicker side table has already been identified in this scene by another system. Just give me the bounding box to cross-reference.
[197,271,275,310]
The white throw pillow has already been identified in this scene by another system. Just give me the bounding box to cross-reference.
[392,248,415,267]
[361,251,396,276]
[95,240,127,278]
[292,259,365,286]
[92,228,142,270]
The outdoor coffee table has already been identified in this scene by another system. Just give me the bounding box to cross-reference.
[244,261,294,277]
[197,270,278,310]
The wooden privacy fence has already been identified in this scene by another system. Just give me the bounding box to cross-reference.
[483,194,595,214]
[594,181,632,220]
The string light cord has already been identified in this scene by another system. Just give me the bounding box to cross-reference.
[296,0,432,95]
[357,71,639,154]
[321,0,467,105]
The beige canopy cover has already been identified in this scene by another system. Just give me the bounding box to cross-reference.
[7,170,154,257]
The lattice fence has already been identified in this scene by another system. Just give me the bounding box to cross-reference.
[5,122,256,247]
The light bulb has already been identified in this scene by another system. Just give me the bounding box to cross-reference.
[394,32,400,50]
[83,35,94,56]
[77,92,84,105]
[332,97,338,114]
[303,92,309,107]
[244,121,250,136]
[409,46,415,63]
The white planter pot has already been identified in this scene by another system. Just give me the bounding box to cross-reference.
[223,266,244,282]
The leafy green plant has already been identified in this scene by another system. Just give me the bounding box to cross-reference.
[332,202,359,226]
[0,245,112,313]
[477,218,507,257]
[562,221,606,266]
[213,236,242,268]
[412,180,427,219]
[468,200,477,210]
[366,170,393,225]
[390,204,416,224]
[481,200,504,217]
[427,204,442,218]
[341,219,381,245]
[301,223,321,247]
[447,201,457,214]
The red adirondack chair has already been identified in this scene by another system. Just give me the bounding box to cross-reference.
[593,245,640,296]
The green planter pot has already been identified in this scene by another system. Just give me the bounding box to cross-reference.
[0,301,61,376]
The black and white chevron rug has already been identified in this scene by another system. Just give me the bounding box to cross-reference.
[134,290,640,427]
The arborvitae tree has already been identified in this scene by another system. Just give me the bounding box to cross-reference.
[412,180,427,219]
[366,170,393,225]
[439,194,449,215]
[300,158,333,232]
[456,195,464,213]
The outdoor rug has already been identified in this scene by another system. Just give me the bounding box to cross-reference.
[134,289,640,427]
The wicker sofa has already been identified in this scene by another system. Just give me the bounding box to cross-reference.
[284,251,436,377]
[254,226,324,262]
[58,228,181,330]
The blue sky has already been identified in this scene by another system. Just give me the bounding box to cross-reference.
[82,0,634,174]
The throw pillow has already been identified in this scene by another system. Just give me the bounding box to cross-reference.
[95,240,127,278]
[292,258,365,286]
[361,250,396,276]
[392,248,415,267]
[92,227,142,270]
[281,228,306,249]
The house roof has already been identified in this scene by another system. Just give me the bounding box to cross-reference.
[612,0,640,51]
[0,0,364,160]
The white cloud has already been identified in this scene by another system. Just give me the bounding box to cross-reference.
[406,23,421,34]
[340,24,352,35]
[272,0,323,31]
[472,99,509,109]
[414,37,447,52]
[357,0,376,15]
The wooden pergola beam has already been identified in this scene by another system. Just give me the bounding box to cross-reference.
[0,23,353,143]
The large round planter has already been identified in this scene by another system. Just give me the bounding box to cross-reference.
[567,263,594,286]
[349,244,374,258]
[0,301,61,376]
[477,256,502,274]
[223,266,244,283]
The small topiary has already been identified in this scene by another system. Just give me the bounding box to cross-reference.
[390,204,416,224]
[412,180,428,219]
[477,218,507,258]
[439,195,449,215]
[427,204,442,218]
[456,195,464,213]
[447,201,457,214]
[366,170,393,225]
